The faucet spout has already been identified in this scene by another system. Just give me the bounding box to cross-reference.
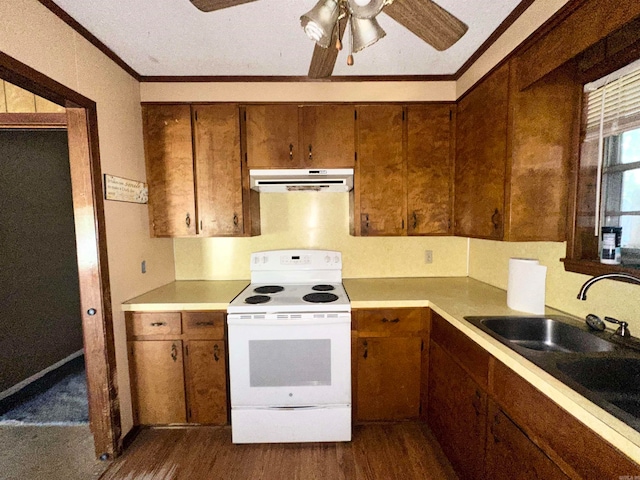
[577,273,640,300]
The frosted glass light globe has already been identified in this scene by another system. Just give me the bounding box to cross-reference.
[353,0,371,6]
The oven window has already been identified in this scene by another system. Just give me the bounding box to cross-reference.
[249,339,331,387]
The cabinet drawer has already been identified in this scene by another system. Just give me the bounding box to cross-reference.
[431,311,489,388]
[127,312,182,337]
[357,308,423,334]
[182,311,225,338]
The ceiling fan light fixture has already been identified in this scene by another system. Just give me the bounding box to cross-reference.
[347,0,385,19]
[300,0,341,48]
[350,16,386,53]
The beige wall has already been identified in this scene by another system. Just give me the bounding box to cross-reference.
[176,193,469,280]
[0,0,176,434]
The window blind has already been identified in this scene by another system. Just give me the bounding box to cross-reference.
[584,60,640,141]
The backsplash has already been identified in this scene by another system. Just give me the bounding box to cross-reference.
[174,192,469,280]
[469,239,640,332]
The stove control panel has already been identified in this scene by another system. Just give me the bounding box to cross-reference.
[280,254,311,265]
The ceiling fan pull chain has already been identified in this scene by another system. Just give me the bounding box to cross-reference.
[347,17,354,66]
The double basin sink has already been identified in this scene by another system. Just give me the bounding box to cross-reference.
[465,315,640,431]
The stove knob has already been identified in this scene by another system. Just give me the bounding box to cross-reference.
[334,255,340,263]
[325,255,331,263]
[262,255,268,264]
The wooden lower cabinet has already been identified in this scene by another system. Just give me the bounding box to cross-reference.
[128,340,187,425]
[486,399,569,480]
[126,311,228,426]
[353,308,427,421]
[184,340,227,424]
[428,340,487,480]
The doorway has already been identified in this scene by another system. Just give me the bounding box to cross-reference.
[0,52,120,459]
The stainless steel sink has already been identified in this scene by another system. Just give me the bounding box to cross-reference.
[557,358,640,419]
[468,316,617,353]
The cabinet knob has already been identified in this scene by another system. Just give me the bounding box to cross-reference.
[289,143,294,160]
[185,213,191,228]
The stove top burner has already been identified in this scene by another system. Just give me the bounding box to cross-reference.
[312,284,335,292]
[253,285,284,294]
[244,295,272,304]
[303,292,339,303]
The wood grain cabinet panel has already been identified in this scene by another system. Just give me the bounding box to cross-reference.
[245,104,300,168]
[485,400,570,480]
[182,311,225,339]
[356,336,422,421]
[455,62,509,240]
[128,340,187,425]
[355,105,405,236]
[143,104,257,238]
[193,104,244,236]
[185,340,227,425]
[300,105,355,168]
[406,104,454,235]
[428,340,487,480]
[143,104,196,237]
[357,307,422,334]
[127,312,182,338]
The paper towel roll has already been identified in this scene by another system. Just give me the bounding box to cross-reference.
[507,258,547,314]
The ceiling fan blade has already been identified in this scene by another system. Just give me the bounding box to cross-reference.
[383,0,468,51]
[308,16,348,79]
[189,0,260,12]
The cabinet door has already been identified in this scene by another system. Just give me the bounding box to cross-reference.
[143,105,196,237]
[245,104,299,168]
[193,105,244,236]
[486,400,569,480]
[406,104,454,235]
[300,105,355,168]
[185,340,228,425]
[356,336,421,421]
[356,105,405,236]
[455,62,509,239]
[128,340,186,425]
[428,340,486,480]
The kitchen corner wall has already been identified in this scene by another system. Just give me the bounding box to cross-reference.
[175,193,469,279]
[468,239,640,332]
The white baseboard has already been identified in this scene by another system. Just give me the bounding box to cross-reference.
[0,349,84,401]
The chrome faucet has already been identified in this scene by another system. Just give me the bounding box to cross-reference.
[576,273,640,300]
[577,272,640,339]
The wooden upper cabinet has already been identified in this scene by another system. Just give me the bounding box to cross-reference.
[356,105,405,236]
[455,62,510,240]
[245,104,355,168]
[245,104,300,168]
[506,61,580,241]
[299,105,355,168]
[193,104,244,236]
[143,104,196,237]
[406,104,454,235]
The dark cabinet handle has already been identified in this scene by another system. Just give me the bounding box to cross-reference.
[491,208,500,230]
[491,413,501,443]
[472,389,483,416]
[213,344,220,362]
[381,317,400,323]
[363,340,368,359]
[150,322,167,327]
[196,321,214,326]
[412,211,418,230]
[171,343,178,362]
[185,213,191,228]
[289,143,294,160]
[308,144,313,161]
[233,213,239,227]
[362,213,370,232]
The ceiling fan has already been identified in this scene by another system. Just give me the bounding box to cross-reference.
[189,0,468,78]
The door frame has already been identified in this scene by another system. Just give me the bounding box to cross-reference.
[0,51,121,459]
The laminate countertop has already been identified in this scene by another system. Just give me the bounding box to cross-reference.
[122,276,640,463]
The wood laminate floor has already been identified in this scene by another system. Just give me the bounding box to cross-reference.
[100,422,457,480]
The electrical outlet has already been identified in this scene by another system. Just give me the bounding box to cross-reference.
[425,250,433,264]
[141,260,146,274]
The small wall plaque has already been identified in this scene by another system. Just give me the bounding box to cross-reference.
[104,174,148,204]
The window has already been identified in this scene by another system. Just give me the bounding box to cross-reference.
[582,59,640,266]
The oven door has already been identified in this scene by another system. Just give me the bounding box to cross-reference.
[227,314,351,407]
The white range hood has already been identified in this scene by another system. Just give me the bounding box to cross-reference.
[249,169,354,193]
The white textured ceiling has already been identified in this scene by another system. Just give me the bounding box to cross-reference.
[51,0,524,77]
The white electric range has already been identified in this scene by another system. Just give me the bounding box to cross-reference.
[227,249,352,444]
